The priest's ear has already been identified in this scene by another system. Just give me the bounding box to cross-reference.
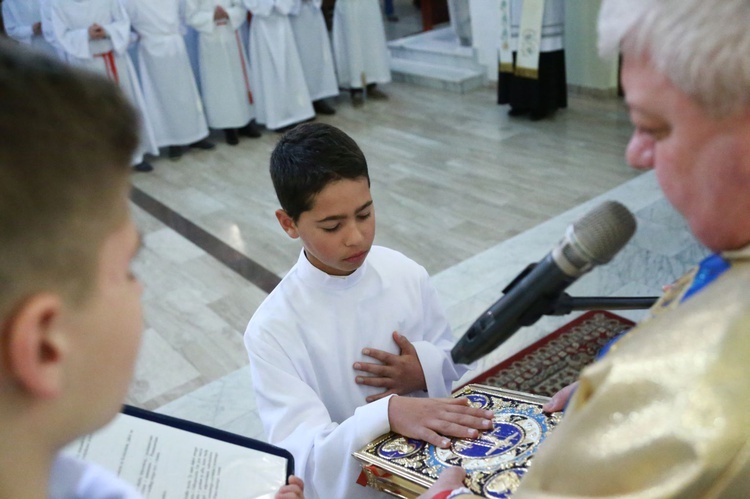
[275,209,300,239]
[0,293,67,399]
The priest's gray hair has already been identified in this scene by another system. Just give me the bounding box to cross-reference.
[598,0,750,118]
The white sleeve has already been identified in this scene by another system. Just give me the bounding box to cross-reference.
[274,0,295,16]
[49,454,142,499]
[412,267,473,397]
[2,3,34,44]
[184,0,217,33]
[247,325,392,499]
[100,0,132,54]
[226,0,247,29]
[51,3,95,59]
[39,0,58,47]
[288,0,302,16]
[242,0,274,17]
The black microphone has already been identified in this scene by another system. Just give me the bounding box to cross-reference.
[451,200,637,365]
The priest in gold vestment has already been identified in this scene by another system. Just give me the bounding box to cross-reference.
[423,0,750,497]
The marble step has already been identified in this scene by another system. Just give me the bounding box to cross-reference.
[390,57,486,94]
[387,27,486,72]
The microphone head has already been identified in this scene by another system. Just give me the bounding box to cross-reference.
[554,200,637,276]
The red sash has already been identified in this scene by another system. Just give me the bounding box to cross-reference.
[234,30,253,104]
[97,50,119,85]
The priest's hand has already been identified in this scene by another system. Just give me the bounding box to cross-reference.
[354,331,427,402]
[543,381,578,413]
[388,396,494,449]
[417,467,476,499]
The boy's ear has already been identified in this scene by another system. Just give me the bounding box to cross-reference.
[275,209,300,239]
[1,293,67,399]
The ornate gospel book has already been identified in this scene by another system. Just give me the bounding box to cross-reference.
[354,384,562,498]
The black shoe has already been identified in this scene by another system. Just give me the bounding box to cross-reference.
[351,91,364,108]
[133,161,153,172]
[366,85,388,100]
[239,120,262,138]
[313,99,336,115]
[387,15,399,22]
[224,128,239,145]
[529,111,547,121]
[168,146,183,159]
[189,138,216,150]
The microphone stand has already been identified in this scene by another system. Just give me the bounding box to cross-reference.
[548,293,658,315]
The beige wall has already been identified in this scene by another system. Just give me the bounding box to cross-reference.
[564,0,619,93]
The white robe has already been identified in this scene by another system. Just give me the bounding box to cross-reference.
[243,0,314,130]
[2,0,58,56]
[50,454,142,499]
[331,0,391,89]
[123,0,210,147]
[39,0,66,59]
[288,0,338,101]
[245,246,470,499]
[51,0,159,165]
[184,0,254,129]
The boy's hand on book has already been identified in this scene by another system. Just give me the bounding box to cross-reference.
[388,396,494,448]
[355,331,427,402]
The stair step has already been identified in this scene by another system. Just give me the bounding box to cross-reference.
[390,57,486,94]
[387,27,485,72]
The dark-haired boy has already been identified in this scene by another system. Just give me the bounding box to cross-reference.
[245,122,493,498]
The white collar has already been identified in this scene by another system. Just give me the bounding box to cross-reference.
[295,249,367,290]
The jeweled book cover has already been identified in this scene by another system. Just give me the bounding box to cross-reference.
[353,384,562,498]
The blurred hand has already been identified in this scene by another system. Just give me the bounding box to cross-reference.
[388,396,494,448]
[542,381,578,413]
[88,23,106,40]
[274,475,304,499]
[418,467,466,499]
[213,5,229,22]
[355,331,427,402]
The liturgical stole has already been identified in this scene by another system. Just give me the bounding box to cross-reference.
[498,0,545,79]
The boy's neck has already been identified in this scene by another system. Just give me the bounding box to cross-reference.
[0,444,54,499]
[0,419,55,499]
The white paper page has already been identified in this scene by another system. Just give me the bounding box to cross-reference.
[63,413,287,499]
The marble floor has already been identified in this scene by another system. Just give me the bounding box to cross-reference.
[119,17,709,442]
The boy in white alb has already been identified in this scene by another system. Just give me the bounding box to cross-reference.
[184,0,261,145]
[122,0,216,159]
[2,0,57,56]
[50,0,159,172]
[331,0,391,106]
[39,0,66,59]
[288,0,338,115]
[245,123,494,498]
[242,0,314,132]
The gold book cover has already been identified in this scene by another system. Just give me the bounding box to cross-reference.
[353,384,562,498]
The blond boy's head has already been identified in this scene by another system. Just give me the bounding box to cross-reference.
[0,41,144,489]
